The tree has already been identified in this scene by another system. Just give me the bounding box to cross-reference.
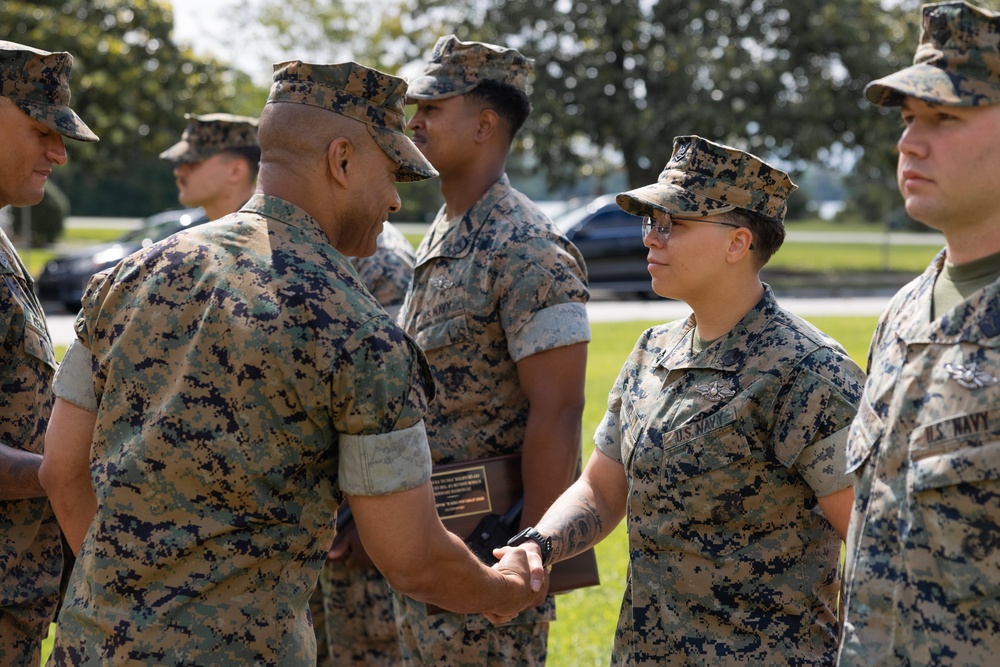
[1,0,268,215]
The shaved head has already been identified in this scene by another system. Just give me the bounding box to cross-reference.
[258,102,370,174]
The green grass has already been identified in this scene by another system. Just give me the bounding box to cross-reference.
[768,242,939,273]
[546,315,875,666]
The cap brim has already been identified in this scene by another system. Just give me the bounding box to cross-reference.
[15,99,98,142]
[616,181,735,218]
[405,75,477,102]
[368,124,438,182]
[158,140,202,163]
[865,63,971,107]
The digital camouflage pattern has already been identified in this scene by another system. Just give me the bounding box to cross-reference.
[312,222,415,667]
[395,174,590,665]
[349,220,416,317]
[268,60,436,182]
[158,112,259,163]
[49,193,435,666]
[866,1,1000,107]
[0,40,97,142]
[0,230,62,667]
[406,35,533,100]
[616,135,797,222]
[312,562,401,667]
[595,287,864,666]
[838,251,1000,666]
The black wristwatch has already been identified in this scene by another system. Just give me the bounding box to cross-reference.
[507,527,553,567]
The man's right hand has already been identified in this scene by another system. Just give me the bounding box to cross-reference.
[482,544,548,624]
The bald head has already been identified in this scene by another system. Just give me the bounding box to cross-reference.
[258,102,370,174]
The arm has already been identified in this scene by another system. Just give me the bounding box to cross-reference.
[38,398,97,554]
[0,442,45,499]
[516,342,588,526]
[817,486,854,542]
[529,447,628,565]
[349,482,544,618]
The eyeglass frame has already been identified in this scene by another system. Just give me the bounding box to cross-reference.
[640,212,754,249]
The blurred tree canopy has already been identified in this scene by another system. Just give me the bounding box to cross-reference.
[235,0,923,223]
[1,0,267,216]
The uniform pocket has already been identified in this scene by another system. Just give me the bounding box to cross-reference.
[661,413,775,559]
[412,310,471,353]
[909,411,1000,603]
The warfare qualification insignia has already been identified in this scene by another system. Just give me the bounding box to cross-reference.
[944,362,999,389]
[694,381,735,401]
[429,275,455,290]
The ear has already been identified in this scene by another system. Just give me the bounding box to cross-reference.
[327,137,354,188]
[475,107,500,143]
[227,157,249,184]
[726,227,754,263]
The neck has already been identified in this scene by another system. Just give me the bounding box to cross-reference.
[689,278,764,341]
[203,186,256,222]
[439,161,505,220]
[944,222,1000,265]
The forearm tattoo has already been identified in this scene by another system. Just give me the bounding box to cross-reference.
[547,494,604,563]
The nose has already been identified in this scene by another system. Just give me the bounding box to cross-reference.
[388,186,402,214]
[897,121,926,159]
[174,163,190,179]
[46,134,67,166]
[642,227,664,249]
[406,112,422,131]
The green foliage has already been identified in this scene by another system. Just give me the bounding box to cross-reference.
[11,180,70,245]
[1,0,269,215]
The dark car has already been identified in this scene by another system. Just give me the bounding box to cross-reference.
[38,208,207,311]
[553,194,652,296]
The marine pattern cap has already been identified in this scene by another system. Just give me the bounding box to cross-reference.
[268,60,436,182]
[406,35,533,100]
[616,135,797,222]
[159,113,259,163]
[866,1,1000,107]
[0,40,98,142]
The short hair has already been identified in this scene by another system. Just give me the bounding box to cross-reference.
[464,79,532,140]
[223,145,262,183]
[721,208,785,269]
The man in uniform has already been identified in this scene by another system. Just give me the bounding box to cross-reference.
[508,136,865,665]
[0,40,98,667]
[393,36,590,666]
[38,60,544,666]
[838,2,1000,664]
[159,112,260,222]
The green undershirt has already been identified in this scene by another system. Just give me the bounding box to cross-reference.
[932,248,1000,320]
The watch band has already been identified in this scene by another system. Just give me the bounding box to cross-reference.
[507,526,553,567]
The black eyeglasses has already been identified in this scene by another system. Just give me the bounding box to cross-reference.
[640,214,741,240]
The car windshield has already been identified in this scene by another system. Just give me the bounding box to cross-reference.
[553,195,620,234]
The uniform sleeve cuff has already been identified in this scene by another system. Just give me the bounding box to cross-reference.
[339,421,432,496]
[52,339,98,413]
[508,302,590,363]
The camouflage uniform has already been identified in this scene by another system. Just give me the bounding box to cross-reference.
[158,112,259,163]
[395,173,589,666]
[839,4,1000,665]
[48,62,437,667]
[0,41,96,667]
[394,35,590,667]
[599,137,864,666]
[310,221,415,667]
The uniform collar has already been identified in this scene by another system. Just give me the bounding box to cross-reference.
[239,193,332,247]
[892,249,1000,344]
[418,174,513,260]
[655,285,780,372]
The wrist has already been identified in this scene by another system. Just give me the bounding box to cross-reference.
[507,526,553,567]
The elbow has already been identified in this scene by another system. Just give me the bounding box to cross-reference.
[380,561,443,603]
[37,455,58,497]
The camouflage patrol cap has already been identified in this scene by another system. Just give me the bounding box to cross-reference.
[866,1,1000,107]
[616,136,797,222]
[406,35,533,101]
[0,40,98,142]
[268,60,436,182]
[159,113,259,163]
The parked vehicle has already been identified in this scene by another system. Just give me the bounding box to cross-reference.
[553,194,653,296]
[38,208,207,311]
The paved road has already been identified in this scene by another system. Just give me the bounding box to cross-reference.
[43,294,892,348]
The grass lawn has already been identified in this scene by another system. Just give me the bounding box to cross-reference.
[38,304,877,666]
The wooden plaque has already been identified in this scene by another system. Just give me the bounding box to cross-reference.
[431,454,600,595]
